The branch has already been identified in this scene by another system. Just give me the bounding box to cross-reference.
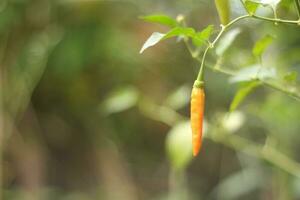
[209,130,300,178]
[186,13,300,101]
[138,97,300,178]
[209,65,300,102]
[261,81,300,101]
[295,0,300,19]
[252,14,299,25]
[194,15,250,84]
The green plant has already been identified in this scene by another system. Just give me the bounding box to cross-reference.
[140,0,300,156]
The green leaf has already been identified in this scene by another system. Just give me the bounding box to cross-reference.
[215,0,231,24]
[244,0,260,14]
[140,15,178,28]
[245,0,281,7]
[216,28,241,56]
[101,86,139,115]
[166,121,193,171]
[284,71,298,82]
[253,34,274,57]
[230,81,261,112]
[192,25,214,47]
[163,27,196,39]
[140,27,196,53]
[140,32,165,54]
[229,65,277,83]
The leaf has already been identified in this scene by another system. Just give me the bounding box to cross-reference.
[253,34,274,57]
[229,64,277,83]
[139,32,165,54]
[214,0,231,25]
[245,0,281,7]
[230,81,261,111]
[140,27,196,53]
[244,0,260,14]
[166,121,193,171]
[216,28,241,56]
[101,86,139,115]
[164,85,190,110]
[163,27,196,39]
[284,71,298,82]
[140,15,178,28]
[192,25,214,47]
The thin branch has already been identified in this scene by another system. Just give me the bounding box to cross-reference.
[196,46,210,82]
[223,14,251,30]
[252,14,299,25]
[208,131,300,178]
[261,81,300,101]
[138,96,300,178]
[209,65,300,101]
[295,0,300,19]
[183,38,197,58]
[194,15,250,84]
[186,12,300,101]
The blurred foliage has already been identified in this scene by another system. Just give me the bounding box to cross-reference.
[0,0,300,200]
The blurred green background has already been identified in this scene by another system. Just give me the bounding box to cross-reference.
[1,0,300,199]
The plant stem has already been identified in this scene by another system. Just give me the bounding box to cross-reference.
[211,25,225,47]
[139,96,300,178]
[208,64,300,101]
[189,11,300,97]
[195,46,210,84]
[295,0,300,19]
[224,14,251,29]
[183,38,197,58]
[194,15,250,87]
[261,81,300,101]
[209,129,300,178]
[252,14,300,25]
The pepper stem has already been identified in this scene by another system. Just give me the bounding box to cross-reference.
[193,80,204,88]
[194,45,210,88]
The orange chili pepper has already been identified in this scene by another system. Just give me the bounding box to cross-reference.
[190,86,205,156]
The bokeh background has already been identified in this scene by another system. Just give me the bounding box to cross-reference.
[1,0,300,199]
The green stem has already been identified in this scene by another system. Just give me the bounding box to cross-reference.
[182,20,198,58]
[192,12,299,88]
[211,25,225,47]
[208,64,300,101]
[183,38,196,58]
[224,14,251,29]
[268,5,278,22]
[295,0,300,19]
[195,46,210,84]
[139,96,300,178]
[252,14,300,25]
[209,130,300,178]
[190,11,300,93]
[194,15,250,87]
[262,81,300,101]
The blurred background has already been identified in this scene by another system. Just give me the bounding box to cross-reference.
[1,0,300,199]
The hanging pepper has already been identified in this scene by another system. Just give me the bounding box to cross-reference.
[190,82,205,156]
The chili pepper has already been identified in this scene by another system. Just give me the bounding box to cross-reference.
[190,85,205,156]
